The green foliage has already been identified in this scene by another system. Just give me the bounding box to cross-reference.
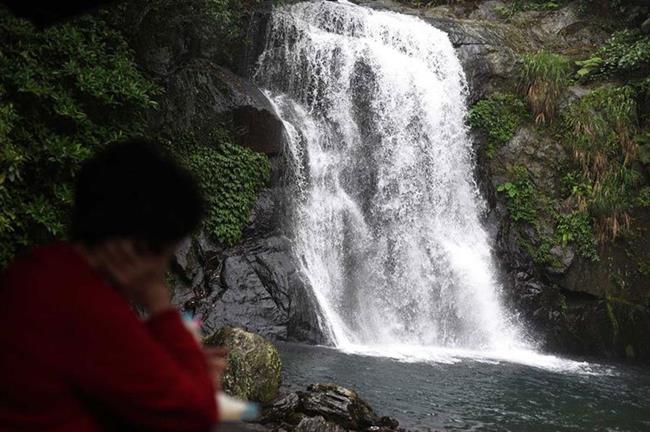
[577,30,650,80]
[497,166,538,223]
[575,57,603,78]
[173,129,269,246]
[519,51,572,124]
[636,187,650,207]
[561,85,644,241]
[0,8,159,267]
[205,0,269,47]
[495,0,566,19]
[468,93,527,157]
[500,166,600,264]
[555,211,599,261]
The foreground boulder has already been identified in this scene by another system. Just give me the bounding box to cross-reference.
[205,327,282,403]
[262,384,401,432]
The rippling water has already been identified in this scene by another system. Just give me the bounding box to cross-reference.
[277,343,650,431]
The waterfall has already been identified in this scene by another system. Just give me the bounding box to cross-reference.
[254,1,527,353]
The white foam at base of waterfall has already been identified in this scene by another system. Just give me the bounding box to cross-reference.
[337,343,614,375]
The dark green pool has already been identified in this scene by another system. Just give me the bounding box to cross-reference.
[277,343,650,431]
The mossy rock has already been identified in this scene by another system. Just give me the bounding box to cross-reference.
[204,327,282,403]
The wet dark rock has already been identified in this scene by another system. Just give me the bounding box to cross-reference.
[546,245,575,275]
[642,17,650,34]
[261,384,400,432]
[263,393,302,424]
[172,233,325,345]
[299,384,379,430]
[243,188,282,239]
[150,59,284,155]
[294,416,346,432]
[170,167,324,344]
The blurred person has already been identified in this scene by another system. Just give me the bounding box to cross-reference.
[0,139,225,431]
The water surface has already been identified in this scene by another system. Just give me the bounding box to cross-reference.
[277,343,650,431]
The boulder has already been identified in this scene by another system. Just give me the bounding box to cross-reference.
[294,416,346,432]
[298,384,379,430]
[262,384,399,432]
[546,245,575,275]
[204,327,282,403]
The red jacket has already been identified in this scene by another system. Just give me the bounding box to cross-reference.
[0,243,218,431]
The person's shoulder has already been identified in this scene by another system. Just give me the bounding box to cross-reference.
[2,242,85,288]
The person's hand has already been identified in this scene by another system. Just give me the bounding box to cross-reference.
[204,347,228,391]
[92,239,173,315]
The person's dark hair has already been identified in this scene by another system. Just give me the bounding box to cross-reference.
[71,138,204,252]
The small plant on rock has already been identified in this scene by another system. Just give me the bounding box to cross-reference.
[519,51,572,125]
[497,165,538,224]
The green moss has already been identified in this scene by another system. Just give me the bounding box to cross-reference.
[468,93,527,157]
[0,8,160,268]
[204,327,281,403]
[172,128,269,246]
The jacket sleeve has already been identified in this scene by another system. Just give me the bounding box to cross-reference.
[57,281,218,432]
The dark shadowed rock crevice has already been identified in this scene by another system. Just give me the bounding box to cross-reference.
[117,0,285,155]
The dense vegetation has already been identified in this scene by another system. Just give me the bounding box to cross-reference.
[0,3,269,268]
[467,0,649,271]
[172,129,269,246]
[0,8,159,267]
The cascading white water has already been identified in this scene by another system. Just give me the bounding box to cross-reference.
[255,0,527,354]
